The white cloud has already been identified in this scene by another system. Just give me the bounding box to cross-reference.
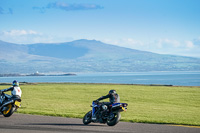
[102,37,200,57]
[185,41,194,48]
[2,30,39,36]
[33,2,103,13]
[150,38,200,57]
[47,2,103,11]
[0,29,73,44]
[0,29,43,44]
[0,30,199,58]
[156,39,180,48]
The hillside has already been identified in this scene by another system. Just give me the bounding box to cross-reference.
[0,39,200,73]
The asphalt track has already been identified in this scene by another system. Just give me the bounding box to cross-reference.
[0,114,199,133]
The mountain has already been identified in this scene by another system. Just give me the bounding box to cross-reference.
[0,39,200,73]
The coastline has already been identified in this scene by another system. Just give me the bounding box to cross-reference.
[0,82,199,87]
[0,73,76,77]
[0,71,199,86]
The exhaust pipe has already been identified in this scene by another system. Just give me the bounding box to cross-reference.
[0,100,14,110]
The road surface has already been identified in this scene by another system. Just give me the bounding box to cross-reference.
[0,114,199,133]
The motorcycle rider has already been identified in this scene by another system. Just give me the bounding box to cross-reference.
[92,90,120,120]
[0,80,22,106]
[95,90,120,104]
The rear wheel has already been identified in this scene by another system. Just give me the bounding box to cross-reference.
[107,112,121,126]
[2,104,15,117]
[83,110,92,125]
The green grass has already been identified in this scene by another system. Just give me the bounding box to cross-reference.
[1,83,200,126]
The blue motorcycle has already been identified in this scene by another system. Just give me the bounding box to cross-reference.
[83,101,128,126]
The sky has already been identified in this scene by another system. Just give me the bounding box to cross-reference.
[0,0,200,57]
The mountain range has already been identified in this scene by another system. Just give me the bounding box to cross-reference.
[0,39,200,73]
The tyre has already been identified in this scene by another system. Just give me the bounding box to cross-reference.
[83,110,92,125]
[2,104,15,117]
[107,112,121,126]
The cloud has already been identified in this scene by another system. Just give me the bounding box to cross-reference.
[47,2,103,11]
[156,39,180,48]
[151,38,200,57]
[185,41,194,48]
[102,38,200,57]
[0,7,13,14]
[2,30,39,36]
[0,29,73,44]
[32,7,46,13]
[0,30,43,44]
[33,2,103,13]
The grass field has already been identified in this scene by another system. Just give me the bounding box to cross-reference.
[0,83,200,126]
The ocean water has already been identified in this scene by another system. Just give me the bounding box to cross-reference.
[0,71,200,86]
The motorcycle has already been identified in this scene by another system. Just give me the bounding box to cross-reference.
[0,92,21,117]
[83,101,128,126]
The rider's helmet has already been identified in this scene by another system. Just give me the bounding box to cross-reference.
[109,90,116,96]
[12,80,19,86]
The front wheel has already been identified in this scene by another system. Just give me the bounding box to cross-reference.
[83,110,92,125]
[2,104,15,117]
[107,112,121,126]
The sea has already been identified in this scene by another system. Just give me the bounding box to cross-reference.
[0,71,200,86]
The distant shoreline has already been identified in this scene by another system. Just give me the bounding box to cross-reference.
[0,73,76,77]
[0,82,199,87]
[0,72,199,86]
